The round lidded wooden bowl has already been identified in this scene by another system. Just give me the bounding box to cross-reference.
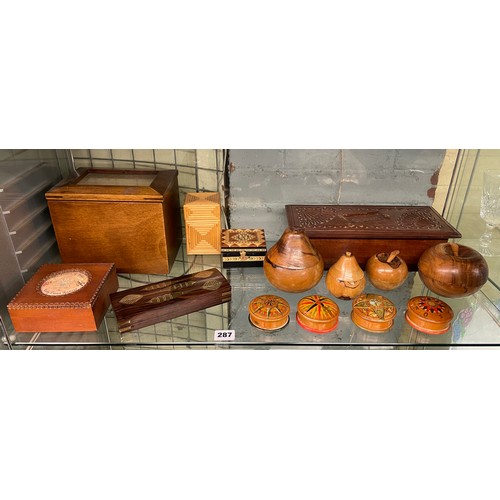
[405,295,454,334]
[365,250,408,291]
[248,294,290,331]
[296,294,340,334]
[351,293,397,333]
[263,227,324,293]
[418,242,488,298]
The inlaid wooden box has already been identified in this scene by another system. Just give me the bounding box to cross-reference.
[183,192,221,254]
[221,228,267,268]
[7,263,118,332]
[110,268,231,333]
[45,168,181,274]
[286,205,461,271]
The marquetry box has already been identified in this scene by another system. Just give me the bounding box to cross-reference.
[110,268,231,333]
[286,205,461,271]
[7,263,118,332]
[45,168,181,274]
[221,228,267,268]
[183,192,221,254]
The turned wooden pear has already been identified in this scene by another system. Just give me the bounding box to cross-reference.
[326,251,366,300]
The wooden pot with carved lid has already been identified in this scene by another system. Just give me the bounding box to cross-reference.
[405,296,454,334]
[351,293,397,332]
[296,294,340,333]
[366,250,409,291]
[248,294,290,331]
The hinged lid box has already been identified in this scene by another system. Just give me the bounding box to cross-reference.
[45,168,181,274]
[110,268,231,333]
[286,205,461,270]
[7,263,118,332]
[221,228,267,268]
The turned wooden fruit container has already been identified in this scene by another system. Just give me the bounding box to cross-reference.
[296,294,340,334]
[263,227,324,293]
[351,293,397,332]
[365,250,408,291]
[418,242,489,298]
[326,251,366,300]
[248,294,290,331]
[405,296,454,334]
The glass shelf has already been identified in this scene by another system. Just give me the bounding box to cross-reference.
[8,252,500,350]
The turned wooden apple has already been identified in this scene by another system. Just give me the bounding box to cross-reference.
[417,242,489,298]
[366,250,409,291]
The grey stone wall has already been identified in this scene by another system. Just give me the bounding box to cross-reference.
[227,149,446,241]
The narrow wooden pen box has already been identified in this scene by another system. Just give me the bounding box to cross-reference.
[110,268,231,333]
[45,168,182,274]
[7,263,118,332]
[221,228,267,268]
[286,205,461,270]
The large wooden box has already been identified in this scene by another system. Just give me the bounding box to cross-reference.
[110,268,231,333]
[286,205,461,271]
[7,263,118,332]
[45,168,181,274]
[183,192,221,254]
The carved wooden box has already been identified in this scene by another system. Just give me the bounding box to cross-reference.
[221,228,267,268]
[45,168,181,274]
[110,268,231,333]
[286,205,461,271]
[7,263,118,332]
[183,192,221,254]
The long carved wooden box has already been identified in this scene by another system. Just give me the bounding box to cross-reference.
[110,268,231,333]
[7,263,118,332]
[45,168,182,274]
[286,205,461,271]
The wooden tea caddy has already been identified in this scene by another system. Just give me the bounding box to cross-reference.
[46,168,182,274]
[286,205,461,270]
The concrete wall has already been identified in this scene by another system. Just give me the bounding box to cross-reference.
[227,149,448,241]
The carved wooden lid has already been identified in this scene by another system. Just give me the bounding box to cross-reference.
[405,296,454,334]
[285,205,461,239]
[221,229,267,250]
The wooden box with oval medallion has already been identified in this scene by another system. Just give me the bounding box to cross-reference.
[7,263,118,332]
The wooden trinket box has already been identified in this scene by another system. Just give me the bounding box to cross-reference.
[248,294,290,331]
[351,293,397,333]
[183,192,221,255]
[405,296,454,335]
[221,228,267,268]
[45,168,181,274]
[296,295,340,334]
[286,205,461,270]
[110,268,231,333]
[7,263,118,332]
